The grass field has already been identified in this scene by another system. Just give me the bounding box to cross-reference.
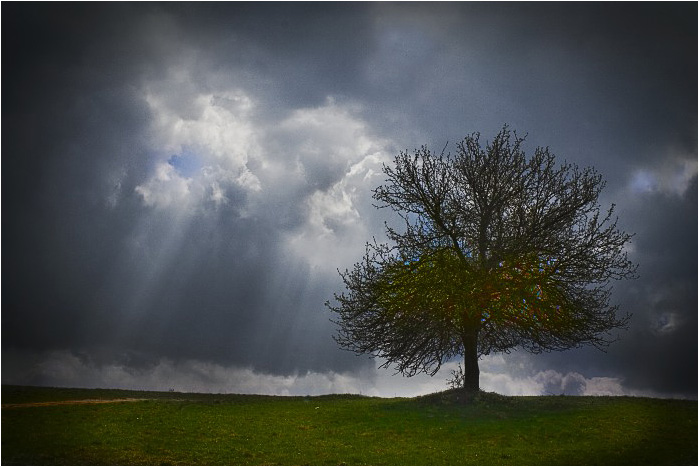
[2,385,697,465]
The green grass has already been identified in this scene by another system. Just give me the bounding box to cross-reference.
[2,385,697,465]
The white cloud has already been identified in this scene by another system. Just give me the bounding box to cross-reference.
[3,350,374,396]
[581,376,627,396]
[135,78,394,248]
[132,63,399,274]
[277,98,381,161]
[135,83,262,211]
[370,355,676,398]
[306,184,361,236]
[135,161,192,208]
[277,100,394,270]
[145,89,258,166]
[627,149,697,197]
[4,349,687,399]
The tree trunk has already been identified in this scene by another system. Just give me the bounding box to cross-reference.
[462,326,480,394]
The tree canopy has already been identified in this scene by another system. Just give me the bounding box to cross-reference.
[327,126,637,392]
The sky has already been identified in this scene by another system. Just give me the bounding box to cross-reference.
[2,2,697,398]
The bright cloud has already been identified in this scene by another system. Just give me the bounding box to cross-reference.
[628,149,698,197]
[274,100,394,270]
[6,349,678,399]
[145,89,258,165]
[136,82,394,261]
[135,86,262,211]
[134,70,398,280]
[135,161,192,208]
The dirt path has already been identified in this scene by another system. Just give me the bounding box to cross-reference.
[2,398,149,409]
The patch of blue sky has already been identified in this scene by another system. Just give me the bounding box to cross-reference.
[167,149,202,177]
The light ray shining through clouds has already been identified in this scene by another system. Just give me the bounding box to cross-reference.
[2,2,696,399]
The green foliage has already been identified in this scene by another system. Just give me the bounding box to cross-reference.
[376,249,582,346]
[2,386,696,465]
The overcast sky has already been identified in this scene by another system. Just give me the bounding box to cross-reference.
[2,3,697,398]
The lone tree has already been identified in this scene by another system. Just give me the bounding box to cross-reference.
[327,126,637,394]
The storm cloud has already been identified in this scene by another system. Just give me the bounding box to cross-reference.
[2,3,696,398]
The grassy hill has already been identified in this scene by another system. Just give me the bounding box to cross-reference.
[2,385,697,465]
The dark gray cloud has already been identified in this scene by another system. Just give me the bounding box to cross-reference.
[2,3,696,397]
